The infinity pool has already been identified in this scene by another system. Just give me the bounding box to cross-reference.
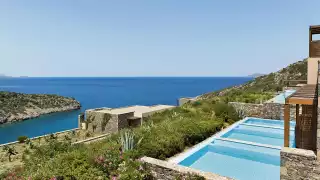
[268,89,296,104]
[171,117,295,180]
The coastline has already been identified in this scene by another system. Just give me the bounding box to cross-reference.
[0,105,81,125]
[0,91,82,125]
[0,77,251,144]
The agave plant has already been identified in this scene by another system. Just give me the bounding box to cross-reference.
[236,105,246,119]
[119,130,143,152]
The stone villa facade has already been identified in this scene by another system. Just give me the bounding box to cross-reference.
[82,105,175,134]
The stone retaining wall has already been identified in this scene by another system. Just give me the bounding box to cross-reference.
[228,102,297,120]
[72,133,110,145]
[280,147,320,180]
[141,156,232,180]
[228,102,283,119]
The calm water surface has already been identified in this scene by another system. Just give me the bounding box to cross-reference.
[0,77,252,144]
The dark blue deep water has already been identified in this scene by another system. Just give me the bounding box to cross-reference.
[0,77,252,144]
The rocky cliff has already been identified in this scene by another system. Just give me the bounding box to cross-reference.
[0,91,81,124]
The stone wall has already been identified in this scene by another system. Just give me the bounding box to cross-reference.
[228,102,297,120]
[103,114,119,133]
[280,147,320,180]
[141,156,232,180]
[85,109,118,133]
[228,102,283,119]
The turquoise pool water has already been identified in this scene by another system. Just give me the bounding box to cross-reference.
[222,124,295,147]
[271,90,296,104]
[177,118,295,180]
[244,118,296,128]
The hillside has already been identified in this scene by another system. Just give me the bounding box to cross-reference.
[0,92,81,124]
[200,59,307,100]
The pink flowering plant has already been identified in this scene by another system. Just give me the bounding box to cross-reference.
[94,144,124,176]
[115,158,152,180]
[1,168,24,180]
[93,142,151,179]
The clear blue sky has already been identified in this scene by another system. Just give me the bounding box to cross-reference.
[0,1,319,77]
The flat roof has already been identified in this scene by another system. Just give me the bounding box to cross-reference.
[96,105,175,117]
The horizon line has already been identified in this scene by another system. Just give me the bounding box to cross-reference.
[2,76,254,78]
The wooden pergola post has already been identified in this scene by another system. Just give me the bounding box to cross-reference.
[284,104,290,147]
[284,84,318,150]
[296,104,300,121]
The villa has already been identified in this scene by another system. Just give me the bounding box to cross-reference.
[82,105,175,133]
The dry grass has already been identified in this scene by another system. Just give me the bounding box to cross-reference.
[0,129,107,175]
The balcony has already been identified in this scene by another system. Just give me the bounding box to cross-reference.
[310,25,320,58]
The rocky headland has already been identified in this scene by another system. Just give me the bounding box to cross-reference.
[0,91,81,124]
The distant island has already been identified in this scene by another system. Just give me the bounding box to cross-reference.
[248,73,265,78]
[0,74,10,78]
[0,91,81,124]
[0,74,29,78]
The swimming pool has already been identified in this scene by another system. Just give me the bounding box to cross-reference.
[268,90,296,104]
[170,117,295,180]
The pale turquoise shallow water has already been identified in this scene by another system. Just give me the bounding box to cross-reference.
[245,118,296,128]
[222,124,295,147]
[272,90,296,104]
[179,118,295,180]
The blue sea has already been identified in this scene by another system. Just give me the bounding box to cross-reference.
[0,77,251,144]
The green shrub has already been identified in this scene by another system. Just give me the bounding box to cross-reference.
[135,116,223,160]
[17,136,28,143]
[85,131,92,137]
[93,143,123,176]
[213,103,240,123]
[25,150,106,179]
[2,145,17,162]
[18,104,226,179]
[191,101,202,107]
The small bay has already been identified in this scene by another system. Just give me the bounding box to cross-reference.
[0,77,252,144]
